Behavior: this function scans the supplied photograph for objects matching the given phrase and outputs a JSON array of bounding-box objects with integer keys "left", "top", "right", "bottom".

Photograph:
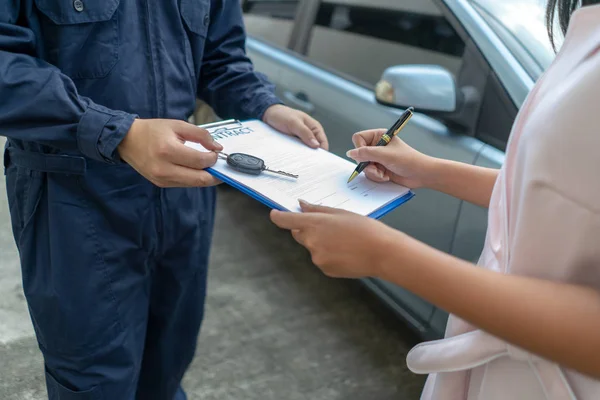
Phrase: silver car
[{"left": 241, "top": 0, "right": 556, "bottom": 339}]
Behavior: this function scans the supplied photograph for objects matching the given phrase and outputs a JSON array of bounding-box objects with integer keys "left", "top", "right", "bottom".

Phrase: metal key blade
[{"left": 264, "top": 168, "right": 298, "bottom": 179}]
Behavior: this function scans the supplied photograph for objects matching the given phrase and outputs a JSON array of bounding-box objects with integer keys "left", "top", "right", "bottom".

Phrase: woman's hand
[
  {"left": 347, "top": 129, "right": 436, "bottom": 188},
  {"left": 270, "top": 200, "right": 401, "bottom": 278}
]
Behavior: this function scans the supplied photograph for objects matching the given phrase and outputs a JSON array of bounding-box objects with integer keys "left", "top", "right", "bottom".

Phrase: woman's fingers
[{"left": 352, "top": 129, "right": 387, "bottom": 148}]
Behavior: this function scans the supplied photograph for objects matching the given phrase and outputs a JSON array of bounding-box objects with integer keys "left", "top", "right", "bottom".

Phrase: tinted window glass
[
  {"left": 306, "top": 2, "right": 465, "bottom": 86},
  {"left": 242, "top": 0, "right": 299, "bottom": 48},
  {"left": 476, "top": 72, "right": 517, "bottom": 151}
]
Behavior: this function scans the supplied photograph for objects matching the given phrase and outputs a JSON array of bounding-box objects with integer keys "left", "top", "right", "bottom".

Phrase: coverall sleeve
[
  {"left": 198, "top": 0, "right": 282, "bottom": 121},
  {"left": 0, "top": 3, "right": 136, "bottom": 163}
]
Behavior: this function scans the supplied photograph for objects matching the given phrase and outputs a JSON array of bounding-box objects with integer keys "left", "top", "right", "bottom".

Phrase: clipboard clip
[{"left": 199, "top": 119, "right": 242, "bottom": 130}]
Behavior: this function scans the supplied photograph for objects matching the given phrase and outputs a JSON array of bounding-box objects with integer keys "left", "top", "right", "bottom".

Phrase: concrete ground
[{"left": 0, "top": 138, "right": 426, "bottom": 399}]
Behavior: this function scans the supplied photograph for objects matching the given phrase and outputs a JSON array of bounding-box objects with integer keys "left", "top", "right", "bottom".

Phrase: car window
[
  {"left": 468, "top": 0, "right": 557, "bottom": 81},
  {"left": 241, "top": 0, "right": 299, "bottom": 49},
  {"left": 304, "top": 1, "right": 465, "bottom": 87}
]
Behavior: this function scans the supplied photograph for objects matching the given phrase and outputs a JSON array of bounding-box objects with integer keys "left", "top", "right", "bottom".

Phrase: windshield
[{"left": 469, "top": 0, "right": 558, "bottom": 80}]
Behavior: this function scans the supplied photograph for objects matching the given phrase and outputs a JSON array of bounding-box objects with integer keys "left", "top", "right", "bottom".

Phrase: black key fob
[{"left": 226, "top": 153, "right": 265, "bottom": 175}]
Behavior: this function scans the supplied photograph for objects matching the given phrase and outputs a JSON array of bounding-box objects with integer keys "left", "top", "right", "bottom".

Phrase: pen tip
[{"left": 347, "top": 172, "right": 358, "bottom": 183}]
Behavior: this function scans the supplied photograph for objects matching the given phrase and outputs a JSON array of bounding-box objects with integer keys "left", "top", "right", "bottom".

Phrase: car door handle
[{"left": 283, "top": 91, "right": 315, "bottom": 114}]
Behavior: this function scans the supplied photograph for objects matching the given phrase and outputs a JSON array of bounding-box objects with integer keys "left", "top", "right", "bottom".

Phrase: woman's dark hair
[{"left": 546, "top": 0, "right": 600, "bottom": 50}]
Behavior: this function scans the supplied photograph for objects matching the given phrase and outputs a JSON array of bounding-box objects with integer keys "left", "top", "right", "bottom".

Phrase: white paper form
[{"left": 185, "top": 120, "right": 410, "bottom": 215}]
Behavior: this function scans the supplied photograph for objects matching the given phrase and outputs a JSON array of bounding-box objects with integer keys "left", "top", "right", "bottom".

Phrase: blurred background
[{"left": 1, "top": 0, "right": 556, "bottom": 398}]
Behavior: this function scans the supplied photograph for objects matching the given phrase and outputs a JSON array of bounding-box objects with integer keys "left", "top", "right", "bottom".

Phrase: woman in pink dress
[{"left": 271, "top": 0, "right": 600, "bottom": 398}]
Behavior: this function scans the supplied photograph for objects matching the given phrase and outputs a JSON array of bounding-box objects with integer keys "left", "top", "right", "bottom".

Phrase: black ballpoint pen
[{"left": 347, "top": 107, "right": 414, "bottom": 183}]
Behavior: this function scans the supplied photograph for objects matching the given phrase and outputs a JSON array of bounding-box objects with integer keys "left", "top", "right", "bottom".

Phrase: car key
[{"left": 217, "top": 152, "right": 298, "bottom": 179}]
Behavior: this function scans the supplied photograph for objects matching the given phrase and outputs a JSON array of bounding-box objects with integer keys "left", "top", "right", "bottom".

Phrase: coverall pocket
[
  {"left": 180, "top": 0, "right": 211, "bottom": 37},
  {"left": 19, "top": 171, "right": 125, "bottom": 358},
  {"left": 5, "top": 165, "right": 46, "bottom": 244},
  {"left": 34, "top": 0, "right": 121, "bottom": 79},
  {"left": 45, "top": 368, "right": 103, "bottom": 399}
]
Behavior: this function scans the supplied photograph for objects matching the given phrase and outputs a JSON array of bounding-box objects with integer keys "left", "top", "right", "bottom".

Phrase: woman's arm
[
  {"left": 379, "top": 234, "right": 600, "bottom": 378},
  {"left": 270, "top": 199, "right": 600, "bottom": 378},
  {"left": 424, "top": 159, "right": 499, "bottom": 208}
]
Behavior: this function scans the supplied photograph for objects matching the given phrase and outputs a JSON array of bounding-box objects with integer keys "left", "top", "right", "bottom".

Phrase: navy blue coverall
[{"left": 0, "top": 0, "right": 280, "bottom": 398}]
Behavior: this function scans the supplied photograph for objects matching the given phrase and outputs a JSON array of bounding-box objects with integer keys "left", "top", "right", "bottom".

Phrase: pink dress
[{"left": 406, "top": 5, "right": 600, "bottom": 399}]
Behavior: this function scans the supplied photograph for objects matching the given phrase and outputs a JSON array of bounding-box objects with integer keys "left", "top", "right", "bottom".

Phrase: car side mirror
[{"left": 375, "top": 65, "right": 458, "bottom": 113}]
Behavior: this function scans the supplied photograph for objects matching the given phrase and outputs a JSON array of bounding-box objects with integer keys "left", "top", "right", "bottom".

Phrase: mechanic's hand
[
  {"left": 347, "top": 129, "right": 435, "bottom": 189},
  {"left": 270, "top": 201, "right": 397, "bottom": 278},
  {"left": 118, "top": 119, "right": 222, "bottom": 188},
  {"left": 262, "top": 104, "right": 329, "bottom": 150}
]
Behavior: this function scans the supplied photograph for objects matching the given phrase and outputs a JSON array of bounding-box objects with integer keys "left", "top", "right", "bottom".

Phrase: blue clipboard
[
  {"left": 201, "top": 119, "right": 415, "bottom": 220},
  {"left": 206, "top": 166, "right": 414, "bottom": 220}
]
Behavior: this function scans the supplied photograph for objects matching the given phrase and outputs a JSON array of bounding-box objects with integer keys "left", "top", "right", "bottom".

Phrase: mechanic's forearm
[
  {"left": 197, "top": 0, "right": 282, "bottom": 120},
  {"left": 199, "top": 60, "right": 281, "bottom": 120},
  {"left": 0, "top": 52, "right": 135, "bottom": 162},
  {"left": 376, "top": 234, "right": 600, "bottom": 379},
  {"left": 424, "top": 158, "right": 499, "bottom": 208},
  {"left": 1, "top": 12, "right": 135, "bottom": 162}
]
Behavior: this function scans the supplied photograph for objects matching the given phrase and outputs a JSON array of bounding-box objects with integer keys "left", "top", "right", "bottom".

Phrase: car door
[{"left": 243, "top": 0, "right": 491, "bottom": 338}]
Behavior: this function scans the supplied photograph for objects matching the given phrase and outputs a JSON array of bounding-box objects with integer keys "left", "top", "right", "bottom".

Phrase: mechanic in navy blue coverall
[{"left": 0, "top": 0, "right": 328, "bottom": 398}]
